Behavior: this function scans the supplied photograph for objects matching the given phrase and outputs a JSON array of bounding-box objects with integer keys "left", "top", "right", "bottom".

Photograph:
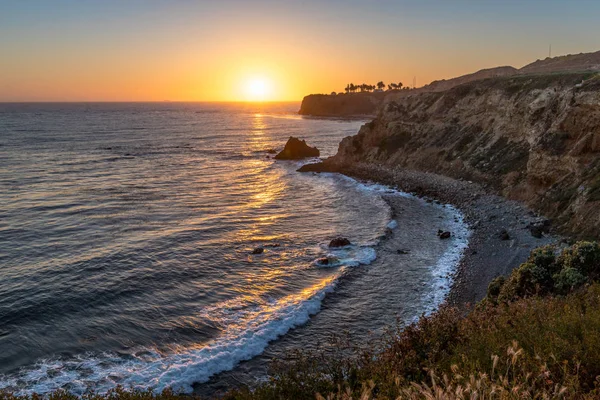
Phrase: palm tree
[
  {"left": 377, "top": 81, "right": 385, "bottom": 90},
  {"left": 345, "top": 84, "right": 350, "bottom": 94}
]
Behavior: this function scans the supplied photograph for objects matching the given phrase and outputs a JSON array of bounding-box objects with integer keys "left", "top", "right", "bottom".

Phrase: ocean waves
[
  {"left": 0, "top": 103, "right": 469, "bottom": 396},
  {"left": 0, "top": 274, "right": 342, "bottom": 395}
]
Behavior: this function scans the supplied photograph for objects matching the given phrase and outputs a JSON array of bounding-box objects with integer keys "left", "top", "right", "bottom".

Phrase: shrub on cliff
[
  {"left": 486, "top": 275, "right": 505, "bottom": 298},
  {"left": 558, "top": 241, "right": 600, "bottom": 278},
  {"left": 488, "top": 241, "right": 600, "bottom": 302},
  {"left": 554, "top": 267, "right": 587, "bottom": 294},
  {"left": 496, "top": 262, "right": 553, "bottom": 301}
]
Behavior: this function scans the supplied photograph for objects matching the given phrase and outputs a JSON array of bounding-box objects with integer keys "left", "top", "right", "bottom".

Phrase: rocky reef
[{"left": 306, "top": 72, "right": 600, "bottom": 238}]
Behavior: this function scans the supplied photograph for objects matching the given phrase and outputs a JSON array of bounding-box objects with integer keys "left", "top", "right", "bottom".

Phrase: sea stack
[{"left": 274, "top": 137, "right": 320, "bottom": 160}]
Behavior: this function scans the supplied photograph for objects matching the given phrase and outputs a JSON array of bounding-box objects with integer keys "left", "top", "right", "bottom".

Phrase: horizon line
[{"left": 0, "top": 100, "right": 302, "bottom": 104}]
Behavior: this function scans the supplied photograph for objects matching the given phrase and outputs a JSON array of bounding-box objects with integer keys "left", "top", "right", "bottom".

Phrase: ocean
[{"left": 0, "top": 102, "right": 468, "bottom": 395}]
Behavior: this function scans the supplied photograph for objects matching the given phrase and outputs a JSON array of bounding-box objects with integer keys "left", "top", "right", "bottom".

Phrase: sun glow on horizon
[{"left": 244, "top": 78, "right": 273, "bottom": 101}]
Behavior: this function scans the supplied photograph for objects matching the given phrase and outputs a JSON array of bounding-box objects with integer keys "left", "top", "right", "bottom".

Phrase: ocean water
[{"left": 0, "top": 102, "right": 468, "bottom": 395}]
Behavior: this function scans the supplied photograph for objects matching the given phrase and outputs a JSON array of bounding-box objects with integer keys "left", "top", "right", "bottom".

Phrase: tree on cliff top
[{"left": 343, "top": 82, "right": 380, "bottom": 93}]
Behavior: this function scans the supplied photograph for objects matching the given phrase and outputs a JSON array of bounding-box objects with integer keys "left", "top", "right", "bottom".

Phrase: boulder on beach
[
  {"left": 529, "top": 225, "right": 544, "bottom": 238},
  {"left": 274, "top": 137, "right": 320, "bottom": 160},
  {"left": 528, "top": 218, "right": 551, "bottom": 238},
  {"left": 329, "top": 237, "right": 351, "bottom": 248},
  {"left": 438, "top": 230, "right": 451, "bottom": 239}
]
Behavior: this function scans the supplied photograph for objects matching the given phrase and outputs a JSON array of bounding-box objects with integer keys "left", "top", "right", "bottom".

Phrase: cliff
[
  {"left": 298, "top": 92, "right": 387, "bottom": 117},
  {"left": 309, "top": 72, "right": 600, "bottom": 238}
]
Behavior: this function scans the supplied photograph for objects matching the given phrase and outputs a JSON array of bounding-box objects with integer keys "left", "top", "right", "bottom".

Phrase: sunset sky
[{"left": 1, "top": 0, "right": 599, "bottom": 102}]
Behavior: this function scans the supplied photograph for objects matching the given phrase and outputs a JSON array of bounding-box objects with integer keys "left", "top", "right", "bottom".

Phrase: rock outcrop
[
  {"left": 275, "top": 137, "right": 320, "bottom": 160},
  {"left": 311, "top": 72, "right": 600, "bottom": 238},
  {"left": 329, "top": 237, "right": 351, "bottom": 247},
  {"left": 299, "top": 92, "right": 387, "bottom": 117}
]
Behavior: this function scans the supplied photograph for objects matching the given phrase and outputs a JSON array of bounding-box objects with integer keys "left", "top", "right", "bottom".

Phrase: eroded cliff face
[{"left": 325, "top": 73, "right": 600, "bottom": 238}]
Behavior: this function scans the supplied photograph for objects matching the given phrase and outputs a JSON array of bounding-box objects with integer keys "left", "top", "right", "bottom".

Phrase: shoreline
[
  {"left": 195, "top": 163, "right": 559, "bottom": 397},
  {"left": 326, "top": 163, "right": 559, "bottom": 308},
  {"left": 194, "top": 171, "right": 472, "bottom": 398}
]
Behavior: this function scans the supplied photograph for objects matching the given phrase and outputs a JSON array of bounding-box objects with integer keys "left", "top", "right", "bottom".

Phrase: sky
[{"left": 1, "top": 0, "right": 599, "bottom": 102}]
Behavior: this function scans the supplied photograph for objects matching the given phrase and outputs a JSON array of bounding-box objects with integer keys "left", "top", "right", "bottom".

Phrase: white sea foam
[
  {"left": 0, "top": 273, "right": 342, "bottom": 395},
  {"left": 424, "top": 203, "right": 471, "bottom": 315},
  {"left": 314, "top": 244, "right": 377, "bottom": 268}
]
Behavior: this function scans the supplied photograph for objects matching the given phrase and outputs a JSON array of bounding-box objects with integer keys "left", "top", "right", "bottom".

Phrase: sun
[{"left": 245, "top": 78, "right": 272, "bottom": 101}]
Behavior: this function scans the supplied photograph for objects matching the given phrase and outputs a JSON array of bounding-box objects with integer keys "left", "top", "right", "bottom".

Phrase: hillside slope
[
  {"left": 418, "top": 66, "right": 518, "bottom": 93},
  {"left": 311, "top": 72, "right": 600, "bottom": 238},
  {"left": 520, "top": 50, "right": 600, "bottom": 74}
]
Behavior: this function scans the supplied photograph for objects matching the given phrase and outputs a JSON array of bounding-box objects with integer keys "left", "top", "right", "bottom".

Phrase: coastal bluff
[
  {"left": 299, "top": 50, "right": 600, "bottom": 118},
  {"left": 298, "top": 92, "right": 386, "bottom": 117},
  {"left": 305, "top": 71, "right": 600, "bottom": 238}
]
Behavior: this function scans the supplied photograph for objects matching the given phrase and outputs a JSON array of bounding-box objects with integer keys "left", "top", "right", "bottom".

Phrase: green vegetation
[
  {"left": 3, "top": 242, "right": 600, "bottom": 399},
  {"left": 488, "top": 241, "right": 600, "bottom": 302}
]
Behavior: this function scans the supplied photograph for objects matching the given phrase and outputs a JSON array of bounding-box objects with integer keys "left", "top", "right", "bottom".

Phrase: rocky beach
[{"left": 319, "top": 163, "right": 558, "bottom": 308}]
